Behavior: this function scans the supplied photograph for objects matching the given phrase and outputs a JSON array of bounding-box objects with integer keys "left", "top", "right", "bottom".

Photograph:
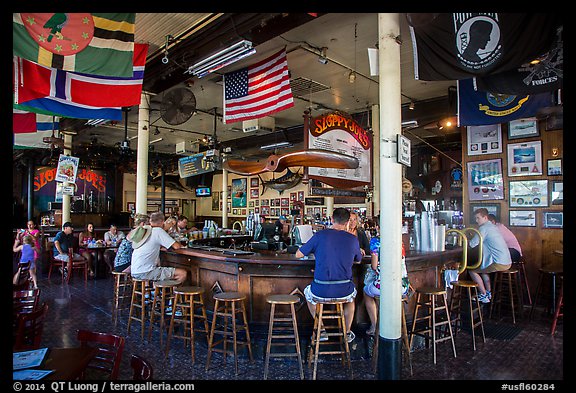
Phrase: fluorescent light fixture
[
  {"left": 401, "top": 120, "right": 419, "bottom": 129},
  {"left": 260, "top": 141, "right": 293, "bottom": 150},
  {"left": 149, "top": 137, "right": 163, "bottom": 144},
  {"left": 186, "top": 40, "right": 256, "bottom": 78}
]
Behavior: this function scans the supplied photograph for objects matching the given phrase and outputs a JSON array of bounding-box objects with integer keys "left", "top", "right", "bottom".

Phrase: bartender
[{"left": 275, "top": 215, "right": 289, "bottom": 243}]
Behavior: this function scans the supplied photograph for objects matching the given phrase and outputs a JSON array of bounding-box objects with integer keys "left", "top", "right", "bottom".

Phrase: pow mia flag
[
  {"left": 474, "top": 25, "right": 563, "bottom": 94},
  {"left": 408, "top": 13, "right": 562, "bottom": 81}
]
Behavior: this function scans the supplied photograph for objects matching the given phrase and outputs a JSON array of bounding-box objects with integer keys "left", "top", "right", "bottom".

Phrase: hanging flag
[
  {"left": 223, "top": 48, "right": 294, "bottom": 124},
  {"left": 15, "top": 43, "right": 148, "bottom": 108},
  {"left": 14, "top": 97, "right": 123, "bottom": 121},
  {"left": 408, "top": 13, "right": 561, "bottom": 81},
  {"left": 474, "top": 26, "right": 563, "bottom": 95},
  {"left": 13, "top": 13, "right": 135, "bottom": 77},
  {"left": 13, "top": 108, "right": 59, "bottom": 134},
  {"left": 457, "top": 78, "right": 553, "bottom": 126}
]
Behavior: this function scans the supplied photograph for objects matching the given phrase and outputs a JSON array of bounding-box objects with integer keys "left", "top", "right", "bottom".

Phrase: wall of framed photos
[{"left": 462, "top": 114, "right": 563, "bottom": 289}]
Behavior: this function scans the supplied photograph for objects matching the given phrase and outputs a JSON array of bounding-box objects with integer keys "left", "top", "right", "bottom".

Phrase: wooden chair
[
  {"left": 13, "top": 288, "right": 40, "bottom": 317},
  {"left": 13, "top": 302, "right": 49, "bottom": 351},
  {"left": 76, "top": 329, "right": 125, "bottom": 380},
  {"left": 131, "top": 354, "right": 154, "bottom": 380},
  {"left": 14, "top": 261, "right": 33, "bottom": 290}
]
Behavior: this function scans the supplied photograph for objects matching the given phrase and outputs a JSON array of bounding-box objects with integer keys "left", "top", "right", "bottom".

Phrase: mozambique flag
[{"left": 13, "top": 13, "right": 135, "bottom": 77}]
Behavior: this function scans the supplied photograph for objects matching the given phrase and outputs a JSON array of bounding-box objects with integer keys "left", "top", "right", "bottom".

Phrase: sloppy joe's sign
[
  {"left": 311, "top": 112, "right": 371, "bottom": 150},
  {"left": 35, "top": 167, "right": 107, "bottom": 193}
]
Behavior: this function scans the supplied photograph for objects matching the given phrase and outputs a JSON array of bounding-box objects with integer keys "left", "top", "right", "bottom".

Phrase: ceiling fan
[
  {"left": 160, "top": 86, "right": 197, "bottom": 125},
  {"left": 222, "top": 148, "right": 359, "bottom": 176}
]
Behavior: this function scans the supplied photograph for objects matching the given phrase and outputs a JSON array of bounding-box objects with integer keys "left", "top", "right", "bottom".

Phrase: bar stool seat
[
  {"left": 490, "top": 268, "right": 522, "bottom": 324},
  {"left": 307, "top": 298, "right": 351, "bottom": 380},
  {"left": 511, "top": 257, "right": 532, "bottom": 306},
  {"left": 206, "top": 291, "right": 253, "bottom": 375},
  {"left": 165, "top": 286, "right": 210, "bottom": 363},
  {"left": 111, "top": 271, "right": 132, "bottom": 324},
  {"left": 148, "top": 279, "right": 180, "bottom": 344},
  {"left": 449, "top": 280, "right": 486, "bottom": 350},
  {"left": 409, "top": 286, "right": 457, "bottom": 364},
  {"left": 127, "top": 278, "right": 152, "bottom": 340},
  {"left": 530, "top": 267, "right": 563, "bottom": 321},
  {"left": 263, "top": 294, "right": 304, "bottom": 380}
]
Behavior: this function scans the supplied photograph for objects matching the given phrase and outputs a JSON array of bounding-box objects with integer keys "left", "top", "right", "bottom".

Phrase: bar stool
[
  {"left": 409, "top": 286, "right": 457, "bottom": 364},
  {"left": 263, "top": 294, "right": 304, "bottom": 380},
  {"left": 165, "top": 286, "right": 210, "bottom": 363},
  {"left": 111, "top": 271, "right": 132, "bottom": 324},
  {"left": 529, "top": 267, "right": 563, "bottom": 321},
  {"left": 206, "top": 291, "right": 253, "bottom": 375},
  {"left": 449, "top": 280, "right": 485, "bottom": 350},
  {"left": 148, "top": 279, "right": 179, "bottom": 344},
  {"left": 490, "top": 268, "right": 522, "bottom": 324},
  {"left": 127, "top": 278, "right": 152, "bottom": 340},
  {"left": 307, "top": 299, "right": 351, "bottom": 380},
  {"left": 371, "top": 296, "right": 412, "bottom": 375},
  {"left": 512, "top": 256, "right": 532, "bottom": 306},
  {"left": 550, "top": 276, "right": 563, "bottom": 335}
]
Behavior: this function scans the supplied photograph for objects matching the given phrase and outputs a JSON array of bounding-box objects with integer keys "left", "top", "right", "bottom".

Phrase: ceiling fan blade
[
  {"left": 275, "top": 149, "right": 359, "bottom": 172},
  {"left": 222, "top": 155, "right": 279, "bottom": 176}
]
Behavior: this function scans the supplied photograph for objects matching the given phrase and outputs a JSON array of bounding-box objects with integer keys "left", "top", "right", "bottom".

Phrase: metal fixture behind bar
[
  {"left": 260, "top": 141, "right": 292, "bottom": 150},
  {"left": 186, "top": 40, "right": 256, "bottom": 78}
]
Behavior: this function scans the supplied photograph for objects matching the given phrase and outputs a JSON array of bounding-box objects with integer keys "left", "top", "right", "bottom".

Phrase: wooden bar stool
[
  {"left": 165, "top": 286, "right": 210, "bottom": 363},
  {"left": 449, "top": 280, "right": 486, "bottom": 350},
  {"left": 529, "top": 267, "right": 563, "bottom": 321},
  {"left": 148, "top": 279, "right": 179, "bottom": 345},
  {"left": 307, "top": 299, "right": 351, "bottom": 380},
  {"left": 371, "top": 296, "right": 412, "bottom": 376},
  {"left": 490, "top": 268, "right": 522, "bottom": 324},
  {"left": 127, "top": 278, "right": 152, "bottom": 340},
  {"left": 409, "top": 286, "right": 457, "bottom": 364},
  {"left": 206, "top": 291, "right": 253, "bottom": 375},
  {"left": 550, "top": 276, "right": 563, "bottom": 335},
  {"left": 512, "top": 257, "right": 532, "bottom": 306},
  {"left": 111, "top": 271, "right": 132, "bottom": 324},
  {"left": 263, "top": 294, "right": 304, "bottom": 380}
]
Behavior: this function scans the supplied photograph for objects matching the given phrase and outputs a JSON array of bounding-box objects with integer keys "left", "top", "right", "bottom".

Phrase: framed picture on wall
[
  {"left": 261, "top": 199, "right": 269, "bottom": 206},
  {"left": 290, "top": 192, "right": 297, "bottom": 201},
  {"left": 298, "top": 191, "right": 305, "bottom": 201},
  {"left": 469, "top": 203, "right": 501, "bottom": 223},
  {"left": 466, "top": 158, "right": 504, "bottom": 200},
  {"left": 250, "top": 177, "right": 259, "bottom": 188},
  {"left": 509, "top": 179, "right": 548, "bottom": 207},
  {"left": 547, "top": 159, "right": 562, "bottom": 176},
  {"left": 509, "top": 210, "right": 536, "bottom": 227},
  {"left": 543, "top": 211, "right": 563, "bottom": 228},
  {"left": 507, "top": 141, "right": 543, "bottom": 176},
  {"left": 507, "top": 118, "right": 539, "bottom": 140},
  {"left": 551, "top": 181, "right": 563, "bottom": 205},
  {"left": 467, "top": 124, "right": 502, "bottom": 156},
  {"left": 250, "top": 188, "right": 259, "bottom": 199}
]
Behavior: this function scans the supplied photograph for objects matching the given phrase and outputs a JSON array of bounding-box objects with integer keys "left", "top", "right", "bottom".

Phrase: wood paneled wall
[{"left": 462, "top": 119, "right": 563, "bottom": 291}]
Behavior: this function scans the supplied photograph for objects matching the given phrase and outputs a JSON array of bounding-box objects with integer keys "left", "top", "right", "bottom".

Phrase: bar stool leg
[
  {"left": 291, "top": 303, "right": 304, "bottom": 380},
  {"left": 205, "top": 299, "right": 219, "bottom": 371},
  {"left": 240, "top": 299, "right": 253, "bottom": 363},
  {"left": 231, "top": 300, "right": 239, "bottom": 375},
  {"left": 263, "top": 303, "right": 275, "bottom": 380}
]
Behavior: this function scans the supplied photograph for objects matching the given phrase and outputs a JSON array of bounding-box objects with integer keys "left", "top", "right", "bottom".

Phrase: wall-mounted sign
[
  {"left": 55, "top": 154, "right": 79, "bottom": 183},
  {"left": 178, "top": 152, "right": 215, "bottom": 179},
  {"left": 397, "top": 134, "right": 411, "bottom": 166},
  {"left": 310, "top": 187, "right": 366, "bottom": 198}
]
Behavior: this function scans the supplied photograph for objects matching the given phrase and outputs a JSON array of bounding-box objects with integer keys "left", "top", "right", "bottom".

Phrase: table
[
  {"left": 86, "top": 244, "right": 119, "bottom": 278},
  {"left": 14, "top": 347, "right": 97, "bottom": 380}
]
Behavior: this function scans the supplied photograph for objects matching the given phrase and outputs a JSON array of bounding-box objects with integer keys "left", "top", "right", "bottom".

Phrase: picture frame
[
  {"left": 261, "top": 199, "right": 269, "bottom": 207},
  {"left": 232, "top": 208, "right": 238, "bottom": 215},
  {"left": 231, "top": 178, "right": 247, "bottom": 208},
  {"left": 274, "top": 198, "right": 280, "bottom": 207},
  {"left": 249, "top": 201, "right": 254, "bottom": 207},
  {"left": 126, "top": 202, "right": 135, "bottom": 213},
  {"left": 469, "top": 203, "right": 501, "bottom": 223},
  {"left": 261, "top": 206, "right": 269, "bottom": 216},
  {"left": 250, "top": 177, "right": 259, "bottom": 188},
  {"left": 467, "top": 124, "right": 502, "bottom": 156},
  {"left": 543, "top": 211, "right": 563, "bottom": 229},
  {"left": 509, "top": 210, "right": 536, "bottom": 227},
  {"left": 250, "top": 188, "right": 260, "bottom": 199},
  {"left": 255, "top": 207, "right": 260, "bottom": 214},
  {"left": 466, "top": 158, "right": 504, "bottom": 201},
  {"left": 547, "top": 159, "right": 562, "bottom": 176},
  {"left": 212, "top": 192, "right": 220, "bottom": 211},
  {"left": 281, "top": 198, "right": 289, "bottom": 207},
  {"left": 507, "top": 141, "right": 543, "bottom": 176},
  {"left": 298, "top": 191, "right": 305, "bottom": 201},
  {"left": 507, "top": 117, "right": 539, "bottom": 140},
  {"left": 255, "top": 199, "right": 259, "bottom": 206},
  {"left": 242, "top": 209, "right": 247, "bottom": 215},
  {"left": 509, "top": 179, "right": 548, "bottom": 207},
  {"left": 290, "top": 192, "right": 297, "bottom": 202},
  {"left": 281, "top": 208, "right": 289, "bottom": 216},
  {"left": 551, "top": 181, "right": 563, "bottom": 205}
]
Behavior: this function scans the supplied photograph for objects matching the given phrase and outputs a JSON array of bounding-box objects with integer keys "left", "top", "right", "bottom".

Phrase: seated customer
[
  {"left": 487, "top": 214, "right": 522, "bottom": 263},
  {"left": 53, "top": 222, "right": 87, "bottom": 279},
  {"left": 103, "top": 224, "right": 126, "bottom": 273},
  {"left": 114, "top": 214, "right": 149, "bottom": 274}
]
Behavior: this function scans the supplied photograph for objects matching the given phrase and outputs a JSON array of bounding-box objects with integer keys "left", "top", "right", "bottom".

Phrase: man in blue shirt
[{"left": 296, "top": 208, "right": 363, "bottom": 342}]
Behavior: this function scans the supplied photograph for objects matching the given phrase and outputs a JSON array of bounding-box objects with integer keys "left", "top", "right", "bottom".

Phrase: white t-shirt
[{"left": 130, "top": 227, "right": 176, "bottom": 275}]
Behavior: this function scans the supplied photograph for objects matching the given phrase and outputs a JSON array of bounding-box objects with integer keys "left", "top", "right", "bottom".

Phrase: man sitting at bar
[
  {"left": 295, "top": 207, "right": 363, "bottom": 343},
  {"left": 130, "top": 211, "right": 187, "bottom": 284},
  {"left": 487, "top": 214, "right": 523, "bottom": 263},
  {"left": 177, "top": 215, "right": 197, "bottom": 236},
  {"left": 468, "top": 208, "right": 512, "bottom": 303}
]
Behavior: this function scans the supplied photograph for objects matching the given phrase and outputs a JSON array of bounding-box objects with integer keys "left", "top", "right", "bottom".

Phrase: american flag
[{"left": 223, "top": 48, "right": 294, "bottom": 124}]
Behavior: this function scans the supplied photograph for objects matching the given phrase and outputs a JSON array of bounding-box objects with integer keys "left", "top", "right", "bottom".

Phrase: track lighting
[
  {"left": 409, "top": 101, "right": 415, "bottom": 110},
  {"left": 348, "top": 71, "right": 356, "bottom": 83}
]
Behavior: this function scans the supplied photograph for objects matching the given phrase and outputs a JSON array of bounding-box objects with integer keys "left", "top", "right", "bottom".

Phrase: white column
[
  {"left": 135, "top": 93, "right": 150, "bottom": 215},
  {"left": 326, "top": 189, "right": 334, "bottom": 220},
  {"left": 378, "top": 13, "right": 402, "bottom": 341},
  {"left": 61, "top": 132, "right": 73, "bottom": 224},
  {"left": 371, "top": 104, "right": 380, "bottom": 217},
  {"left": 222, "top": 169, "right": 229, "bottom": 228}
]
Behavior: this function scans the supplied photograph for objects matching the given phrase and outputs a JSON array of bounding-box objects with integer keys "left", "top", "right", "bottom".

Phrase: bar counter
[{"left": 161, "top": 246, "right": 464, "bottom": 330}]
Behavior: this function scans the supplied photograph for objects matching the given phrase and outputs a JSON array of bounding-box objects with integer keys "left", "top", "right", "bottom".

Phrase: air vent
[{"left": 290, "top": 77, "right": 330, "bottom": 97}]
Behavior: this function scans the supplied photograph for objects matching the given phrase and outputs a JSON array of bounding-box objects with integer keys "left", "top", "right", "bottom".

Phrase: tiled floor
[{"left": 30, "top": 272, "right": 564, "bottom": 382}]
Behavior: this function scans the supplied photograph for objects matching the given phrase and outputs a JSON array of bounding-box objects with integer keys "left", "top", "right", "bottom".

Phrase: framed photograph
[
  {"left": 281, "top": 208, "right": 289, "bottom": 216},
  {"left": 467, "top": 124, "right": 502, "bottom": 156},
  {"left": 255, "top": 207, "right": 260, "bottom": 214},
  {"left": 543, "top": 211, "right": 563, "bottom": 229},
  {"left": 507, "top": 117, "right": 539, "bottom": 140},
  {"left": 509, "top": 210, "right": 536, "bottom": 227},
  {"left": 290, "top": 192, "right": 297, "bottom": 202},
  {"left": 227, "top": 185, "right": 232, "bottom": 199},
  {"left": 261, "top": 199, "right": 269, "bottom": 206},
  {"left": 249, "top": 201, "right": 254, "bottom": 207},
  {"left": 547, "top": 159, "right": 562, "bottom": 176},
  {"left": 126, "top": 202, "right": 135, "bottom": 213},
  {"left": 274, "top": 198, "right": 280, "bottom": 207},
  {"left": 250, "top": 188, "right": 259, "bottom": 199},
  {"left": 469, "top": 203, "right": 501, "bottom": 223},
  {"left": 313, "top": 207, "right": 321, "bottom": 215},
  {"left": 212, "top": 192, "right": 219, "bottom": 211},
  {"left": 466, "top": 158, "right": 504, "bottom": 201},
  {"left": 232, "top": 208, "right": 238, "bottom": 215},
  {"left": 298, "top": 191, "right": 305, "bottom": 201},
  {"left": 255, "top": 199, "right": 259, "bottom": 206},
  {"left": 250, "top": 177, "right": 259, "bottom": 188},
  {"left": 242, "top": 209, "right": 247, "bottom": 215},
  {"left": 551, "top": 181, "right": 563, "bottom": 205},
  {"left": 231, "top": 178, "right": 247, "bottom": 208},
  {"left": 507, "top": 141, "right": 543, "bottom": 176},
  {"left": 509, "top": 179, "right": 548, "bottom": 207},
  {"left": 227, "top": 201, "right": 231, "bottom": 213},
  {"left": 306, "top": 207, "right": 313, "bottom": 216},
  {"left": 281, "top": 198, "right": 289, "bottom": 207}
]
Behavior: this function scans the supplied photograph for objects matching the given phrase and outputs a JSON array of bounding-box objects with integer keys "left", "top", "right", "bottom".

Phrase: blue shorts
[{"left": 363, "top": 283, "right": 380, "bottom": 298}]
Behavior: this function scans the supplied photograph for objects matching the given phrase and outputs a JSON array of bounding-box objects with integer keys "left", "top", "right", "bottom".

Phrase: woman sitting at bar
[
  {"left": 347, "top": 211, "right": 370, "bottom": 256},
  {"left": 78, "top": 222, "right": 96, "bottom": 277}
]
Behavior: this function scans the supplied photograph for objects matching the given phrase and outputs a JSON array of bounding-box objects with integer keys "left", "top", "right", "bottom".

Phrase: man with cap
[
  {"left": 130, "top": 211, "right": 187, "bottom": 283},
  {"left": 53, "top": 222, "right": 88, "bottom": 279},
  {"left": 275, "top": 215, "right": 288, "bottom": 241}
]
